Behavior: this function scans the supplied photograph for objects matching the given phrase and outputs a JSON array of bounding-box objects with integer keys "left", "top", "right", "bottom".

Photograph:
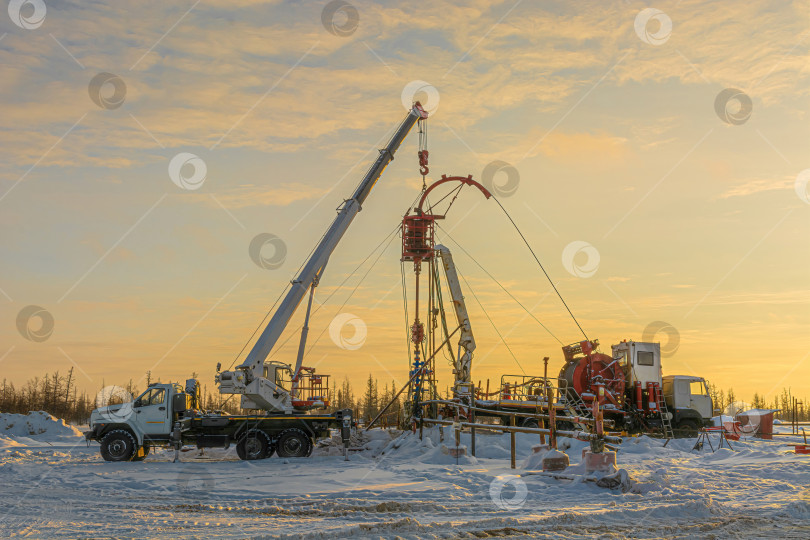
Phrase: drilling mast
[
  {"left": 401, "top": 175, "right": 491, "bottom": 420},
  {"left": 435, "top": 244, "right": 476, "bottom": 399}
]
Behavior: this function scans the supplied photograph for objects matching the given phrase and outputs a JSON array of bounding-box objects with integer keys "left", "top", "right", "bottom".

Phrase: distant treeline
[
  {"left": 0, "top": 370, "right": 405, "bottom": 426},
  {"left": 705, "top": 382, "right": 807, "bottom": 421},
  {"left": 0, "top": 369, "right": 805, "bottom": 425}
]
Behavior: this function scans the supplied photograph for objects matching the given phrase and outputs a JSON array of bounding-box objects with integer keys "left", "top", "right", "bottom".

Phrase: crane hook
[{"left": 418, "top": 150, "right": 429, "bottom": 176}]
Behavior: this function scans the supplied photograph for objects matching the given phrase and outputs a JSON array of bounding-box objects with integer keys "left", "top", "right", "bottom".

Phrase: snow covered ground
[{"left": 1, "top": 412, "right": 809, "bottom": 539}]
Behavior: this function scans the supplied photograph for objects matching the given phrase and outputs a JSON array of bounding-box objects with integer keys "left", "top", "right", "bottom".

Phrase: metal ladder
[
  {"left": 657, "top": 388, "right": 674, "bottom": 439},
  {"left": 568, "top": 390, "right": 591, "bottom": 419},
  {"left": 558, "top": 383, "right": 592, "bottom": 424}
]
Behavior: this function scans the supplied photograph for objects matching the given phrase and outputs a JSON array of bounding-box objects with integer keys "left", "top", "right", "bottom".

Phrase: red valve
[{"left": 411, "top": 321, "right": 425, "bottom": 344}]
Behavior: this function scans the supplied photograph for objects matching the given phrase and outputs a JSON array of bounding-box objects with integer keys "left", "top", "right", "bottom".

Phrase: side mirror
[
  {"left": 172, "top": 393, "right": 188, "bottom": 413},
  {"left": 133, "top": 399, "right": 142, "bottom": 408}
]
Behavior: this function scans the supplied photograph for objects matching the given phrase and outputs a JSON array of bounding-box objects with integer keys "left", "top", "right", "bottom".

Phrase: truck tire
[
  {"left": 100, "top": 429, "right": 137, "bottom": 462},
  {"left": 521, "top": 418, "right": 539, "bottom": 429},
  {"left": 276, "top": 428, "right": 313, "bottom": 458},
  {"left": 131, "top": 445, "right": 150, "bottom": 462},
  {"left": 556, "top": 420, "right": 575, "bottom": 432},
  {"left": 236, "top": 430, "right": 271, "bottom": 460},
  {"left": 675, "top": 420, "right": 700, "bottom": 438}
]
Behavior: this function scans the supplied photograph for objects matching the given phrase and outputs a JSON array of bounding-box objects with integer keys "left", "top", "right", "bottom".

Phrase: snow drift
[{"left": 0, "top": 411, "right": 83, "bottom": 447}]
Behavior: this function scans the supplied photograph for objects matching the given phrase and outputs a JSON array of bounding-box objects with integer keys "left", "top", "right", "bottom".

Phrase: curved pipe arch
[{"left": 416, "top": 174, "right": 492, "bottom": 214}]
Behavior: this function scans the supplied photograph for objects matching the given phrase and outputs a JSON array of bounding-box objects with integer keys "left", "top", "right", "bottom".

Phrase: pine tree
[
  {"left": 362, "top": 374, "right": 378, "bottom": 423},
  {"left": 64, "top": 368, "right": 74, "bottom": 416},
  {"left": 779, "top": 389, "right": 791, "bottom": 420},
  {"left": 335, "top": 377, "right": 354, "bottom": 411}
]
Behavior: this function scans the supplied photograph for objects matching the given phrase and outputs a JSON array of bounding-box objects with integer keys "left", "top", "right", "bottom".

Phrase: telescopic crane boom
[
  {"left": 436, "top": 244, "right": 476, "bottom": 398},
  {"left": 217, "top": 103, "right": 428, "bottom": 412}
]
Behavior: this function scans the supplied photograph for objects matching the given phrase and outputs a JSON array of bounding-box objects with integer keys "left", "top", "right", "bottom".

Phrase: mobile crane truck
[{"left": 85, "top": 102, "right": 429, "bottom": 461}]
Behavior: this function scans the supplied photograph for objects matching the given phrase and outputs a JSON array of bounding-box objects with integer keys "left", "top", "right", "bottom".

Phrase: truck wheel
[
  {"left": 276, "top": 428, "right": 313, "bottom": 458},
  {"left": 100, "top": 429, "right": 137, "bottom": 462},
  {"left": 676, "top": 420, "right": 700, "bottom": 438},
  {"left": 236, "top": 431, "right": 270, "bottom": 460},
  {"left": 131, "top": 445, "right": 150, "bottom": 462},
  {"left": 556, "top": 421, "right": 575, "bottom": 432},
  {"left": 521, "top": 418, "right": 539, "bottom": 429}
]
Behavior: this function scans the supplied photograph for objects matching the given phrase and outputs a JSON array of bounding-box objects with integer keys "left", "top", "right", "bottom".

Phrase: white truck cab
[
  {"left": 611, "top": 341, "right": 662, "bottom": 387},
  {"left": 131, "top": 386, "right": 172, "bottom": 437},
  {"left": 663, "top": 375, "right": 713, "bottom": 419},
  {"left": 89, "top": 383, "right": 184, "bottom": 449}
]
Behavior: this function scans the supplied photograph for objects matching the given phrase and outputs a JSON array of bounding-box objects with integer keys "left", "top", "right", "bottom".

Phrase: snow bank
[
  {"left": 0, "top": 411, "right": 83, "bottom": 447},
  {"left": 1, "top": 417, "right": 807, "bottom": 538},
  {"left": 314, "top": 427, "right": 402, "bottom": 458}
]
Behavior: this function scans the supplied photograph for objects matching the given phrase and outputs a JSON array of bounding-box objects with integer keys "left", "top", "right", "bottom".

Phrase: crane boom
[
  {"left": 217, "top": 103, "right": 428, "bottom": 412},
  {"left": 436, "top": 244, "right": 476, "bottom": 396}
]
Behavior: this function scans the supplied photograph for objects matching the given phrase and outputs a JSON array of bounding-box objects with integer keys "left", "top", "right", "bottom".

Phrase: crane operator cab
[{"left": 263, "top": 361, "right": 292, "bottom": 396}]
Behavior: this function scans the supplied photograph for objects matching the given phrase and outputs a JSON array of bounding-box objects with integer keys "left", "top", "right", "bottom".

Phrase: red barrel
[{"left": 647, "top": 382, "right": 657, "bottom": 411}]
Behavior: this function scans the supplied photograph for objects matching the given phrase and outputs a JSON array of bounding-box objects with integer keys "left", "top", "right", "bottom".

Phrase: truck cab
[
  {"left": 86, "top": 383, "right": 190, "bottom": 461},
  {"left": 662, "top": 375, "right": 713, "bottom": 435},
  {"left": 131, "top": 385, "right": 174, "bottom": 439}
]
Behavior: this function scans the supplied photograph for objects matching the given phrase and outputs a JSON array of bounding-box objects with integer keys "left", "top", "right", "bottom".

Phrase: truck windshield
[{"left": 275, "top": 367, "right": 290, "bottom": 390}]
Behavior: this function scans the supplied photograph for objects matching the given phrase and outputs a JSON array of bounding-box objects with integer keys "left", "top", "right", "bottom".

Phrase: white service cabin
[{"left": 611, "top": 341, "right": 662, "bottom": 386}]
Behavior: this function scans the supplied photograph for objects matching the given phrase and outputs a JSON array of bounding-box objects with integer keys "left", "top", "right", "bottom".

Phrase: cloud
[
  {"left": 613, "top": 2, "right": 810, "bottom": 104},
  {"left": 720, "top": 176, "right": 794, "bottom": 199},
  {"left": 1, "top": 0, "right": 808, "bottom": 177},
  {"left": 80, "top": 238, "right": 135, "bottom": 262},
  {"left": 477, "top": 128, "right": 630, "bottom": 165},
  {"left": 627, "top": 116, "right": 681, "bottom": 150},
  {"left": 194, "top": 183, "right": 330, "bottom": 208}
]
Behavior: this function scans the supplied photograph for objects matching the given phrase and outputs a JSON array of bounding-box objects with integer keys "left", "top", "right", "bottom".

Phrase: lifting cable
[
  {"left": 226, "top": 282, "right": 290, "bottom": 370},
  {"left": 301, "top": 227, "right": 400, "bottom": 358},
  {"left": 431, "top": 260, "right": 457, "bottom": 366},
  {"left": 226, "top": 222, "right": 334, "bottom": 370},
  {"left": 435, "top": 223, "right": 563, "bottom": 346},
  {"left": 226, "top": 214, "right": 336, "bottom": 370},
  {"left": 233, "top": 220, "right": 400, "bottom": 369},
  {"left": 454, "top": 264, "right": 526, "bottom": 376},
  {"left": 492, "top": 196, "right": 590, "bottom": 342},
  {"left": 270, "top": 222, "right": 400, "bottom": 360},
  {"left": 298, "top": 188, "right": 428, "bottom": 360},
  {"left": 401, "top": 260, "right": 410, "bottom": 365},
  {"left": 441, "top": 184, "right": 466, "bottom": 218},
  {"left": 425, "top": 182, "right": 465, "bottom": 217},
  {"left": 418, "top": 118, "right": 429, "bottom": 189}
]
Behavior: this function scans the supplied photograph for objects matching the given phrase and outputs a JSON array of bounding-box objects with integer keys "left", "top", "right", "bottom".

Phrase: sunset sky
[{"left": 1, "top": 0, "right": 808, "bottom": 406}]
